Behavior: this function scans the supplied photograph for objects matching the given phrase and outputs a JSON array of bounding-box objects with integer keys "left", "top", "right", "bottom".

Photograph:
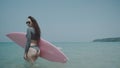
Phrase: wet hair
[{"left": 28, "top": 16, "right": 41, "bottom": 40}]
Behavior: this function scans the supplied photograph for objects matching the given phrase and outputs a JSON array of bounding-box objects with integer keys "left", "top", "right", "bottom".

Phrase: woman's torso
[{"left": 27, "top": 27, "right": 38, "bottom": 46}]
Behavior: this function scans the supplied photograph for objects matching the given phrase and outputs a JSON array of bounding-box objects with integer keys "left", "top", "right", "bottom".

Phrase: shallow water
[{"left": 0, "top": 42, "right": 120, "bottom": 68}]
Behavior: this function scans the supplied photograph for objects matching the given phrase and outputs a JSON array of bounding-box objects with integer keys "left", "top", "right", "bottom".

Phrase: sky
[{"left": 0, "top": 0, "right": 120, "bottom": 42}]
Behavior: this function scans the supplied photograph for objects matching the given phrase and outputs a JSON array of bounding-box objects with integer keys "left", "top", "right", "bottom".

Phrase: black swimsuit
[
  {"left": 30, "top": 46, "right": 39, "bottom": 53},
  {"left": 25, "top": 27, "right": 40, "bottom": 54}
]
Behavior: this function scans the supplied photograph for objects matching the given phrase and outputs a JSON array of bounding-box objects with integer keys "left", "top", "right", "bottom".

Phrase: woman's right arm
[{"left": 25, "top": 28, "right": 31, "bottom": 55}]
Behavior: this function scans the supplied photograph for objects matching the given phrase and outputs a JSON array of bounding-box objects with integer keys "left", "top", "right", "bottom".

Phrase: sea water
[{"left": 0, "top": 42, "right": 120, "bottom": 68}]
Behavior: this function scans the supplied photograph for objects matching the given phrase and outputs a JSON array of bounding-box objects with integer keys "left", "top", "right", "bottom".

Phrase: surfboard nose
[
  {"left": 63, "top": 58, "right": 67, "bottom": 63},
  {"left": 63, "top": 57, "right": 69, "bottom": 63}
]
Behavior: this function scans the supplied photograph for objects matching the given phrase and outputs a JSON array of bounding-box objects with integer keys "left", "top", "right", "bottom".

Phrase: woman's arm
[{"left": 25, "top": 27, "right": 32, "bottom": 55}]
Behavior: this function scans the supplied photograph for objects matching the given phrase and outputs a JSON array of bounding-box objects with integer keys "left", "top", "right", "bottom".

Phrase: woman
[{"left": 24, "top": 16, "right": 41, "bottom": 63}]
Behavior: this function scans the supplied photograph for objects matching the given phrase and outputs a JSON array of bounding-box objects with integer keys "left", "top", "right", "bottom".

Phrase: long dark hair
[{"left": 28, "top": 16, "right": 41, "bottom": 40}]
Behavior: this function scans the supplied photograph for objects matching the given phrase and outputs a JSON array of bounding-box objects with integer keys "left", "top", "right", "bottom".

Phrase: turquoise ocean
[{"left": 0, "top": 42, "right": 120, "bottom": 68}]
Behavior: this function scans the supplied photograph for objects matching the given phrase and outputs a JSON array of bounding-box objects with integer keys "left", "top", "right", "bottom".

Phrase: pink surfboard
[{"left": 6, "top": 32, "right": 68, "bottom": 63}]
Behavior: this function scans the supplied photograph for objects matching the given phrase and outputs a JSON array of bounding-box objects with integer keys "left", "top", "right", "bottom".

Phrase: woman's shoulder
[
  {"left": 27, "top": 27, "right": 34, "bottom": 31},
  {"left": 27, "top": 27, "right": 34, "bottom": 30},
  {"left": 27, "top": 27, "right": 35, "bottom": 33}
]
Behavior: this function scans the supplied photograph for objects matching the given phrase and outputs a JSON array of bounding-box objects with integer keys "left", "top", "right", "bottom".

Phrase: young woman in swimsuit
[{"left": 24, "top": 16, "right": 41, "bottom": 63}]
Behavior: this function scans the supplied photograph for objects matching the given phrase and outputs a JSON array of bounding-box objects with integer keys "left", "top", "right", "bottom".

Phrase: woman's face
[{"left": 26, "top": 18, "right": 33, "bottom": 27}]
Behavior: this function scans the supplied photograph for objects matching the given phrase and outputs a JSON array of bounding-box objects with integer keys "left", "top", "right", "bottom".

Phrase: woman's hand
[{"left": 24, "top": 53, "right": 27, "bottom": 60}]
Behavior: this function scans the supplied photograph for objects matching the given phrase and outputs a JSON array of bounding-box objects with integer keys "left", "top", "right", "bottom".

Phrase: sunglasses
[{"left": 26, "top": 21, "right": 30, "bottom": 24}]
